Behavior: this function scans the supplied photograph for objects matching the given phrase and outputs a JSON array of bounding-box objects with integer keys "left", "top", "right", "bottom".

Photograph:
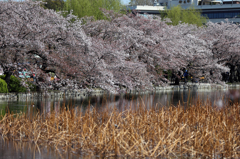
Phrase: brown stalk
[{"left": 1, "top": 100, "right": 240, "bottom": 158}]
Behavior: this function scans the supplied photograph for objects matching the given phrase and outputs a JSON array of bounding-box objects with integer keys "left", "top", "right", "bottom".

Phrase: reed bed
[{"left": 0, "top": 101, "right": 240, "bottom": 158}]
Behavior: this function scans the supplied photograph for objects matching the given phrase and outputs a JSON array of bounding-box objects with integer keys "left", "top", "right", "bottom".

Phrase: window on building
[{"left": 203, "top": 11, "right": 240, "bottom": 19}]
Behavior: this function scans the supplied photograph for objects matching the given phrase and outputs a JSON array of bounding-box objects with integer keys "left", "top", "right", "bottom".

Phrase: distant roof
[
  {"left": 223, "top": 0, "right": 240, "bottom": 2},
  {"left": 209, "top": 0, "right": 222, "bottom": 3},
  {"left": 127, "top": 5, "right": 165, "bottom": 11}
]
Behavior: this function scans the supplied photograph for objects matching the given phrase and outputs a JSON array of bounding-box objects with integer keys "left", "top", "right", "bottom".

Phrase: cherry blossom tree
[
  {"left": 0, "top": 1, "right": 91, "bottom": 90},
  {"left": 167, "top": 23, "right": 229, "bottom": 84},
  {"left": 200, "top": 22, "right": 240, "bottom": 83},
  {"left": 83, "top": 11, "right": 230, "bottom": 87},
  {"left": 0, "top": 1, "right": 238, "bottom": 93}
]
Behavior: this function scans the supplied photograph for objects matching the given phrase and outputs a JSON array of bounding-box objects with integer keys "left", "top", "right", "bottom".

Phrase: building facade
[{"left": 127, "top": 0, "right": 240, "bottom": 23}]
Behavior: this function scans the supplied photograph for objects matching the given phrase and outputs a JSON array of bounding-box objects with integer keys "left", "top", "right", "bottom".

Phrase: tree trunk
[
  {"left": 229, "top": 65, "right": 235, "bottom": 83},
  {"left": 175, "top": 77, "right": 180, "bottom": 85},
  {"left": 4, "top": 71, "right": 12, "bottom": 90}
]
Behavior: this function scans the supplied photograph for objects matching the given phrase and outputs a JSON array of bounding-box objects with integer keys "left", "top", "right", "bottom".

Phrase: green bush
[
  {"left": 0, "top": 78, "right": 8, "bottom": 93},
  {"left": 0, "top": 75, "right": 27, "bottom": 93},
  {"left": 8, "top": 75, "right": 27, "bottom": 92},
  {"left": 64, "top": 0, "right": 123, "bottom": 20},
  {"left": 27, "top": 82, "right": 37, "bottom": 92},
  {"left": 161, "top": 5, "right": 207, "bottom": 27}
]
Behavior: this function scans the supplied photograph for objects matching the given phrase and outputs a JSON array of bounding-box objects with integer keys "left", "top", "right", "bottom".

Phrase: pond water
[
  {"left": 0, "top": 138, "right": 84, "bottom": 159},
  {"left": 0, "top": 89, "right": 239, "bottom": 159},
  {"left": 0, "top": 89, "right": 238, "bottom": 115}
]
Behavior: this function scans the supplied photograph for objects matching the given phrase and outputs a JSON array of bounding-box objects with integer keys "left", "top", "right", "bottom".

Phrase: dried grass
[{"left": 0, "top": 100, "right": 240, "bottom": 158}]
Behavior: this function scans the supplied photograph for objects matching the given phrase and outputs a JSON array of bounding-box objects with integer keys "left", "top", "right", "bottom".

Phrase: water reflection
[
  {"left": 0, "top": 138, "right": 84, "bottom": 159},
  {"left": 0, "top": 89, "right": 237, "bottom": 116},
  {"left": 99, "top": 89, "right": 233, "bottom": 112}
]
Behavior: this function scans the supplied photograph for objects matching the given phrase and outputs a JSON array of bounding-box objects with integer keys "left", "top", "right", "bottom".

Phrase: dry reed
[{"left": 0, "top": 100, "right": 240, "bottom": 158}]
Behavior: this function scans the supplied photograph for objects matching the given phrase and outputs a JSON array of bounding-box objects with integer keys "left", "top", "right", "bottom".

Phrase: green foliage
[
  {"left": 40, "top": 0, "right": 126, "bottom": 20},
  {"left": 0, "top": 78, "right": 8, "bottom": 93},
  {"left": 8, "top": 76, "right": 27, "bottom": 93},
  {"left": 162, "top": 5, "right": 207, "bottom": 27},
  {"left": 64, "top": 0, "right": 124, "bottom": 20},
  {"left": 42, "top": 0, "right": 65, "bottom": 11},
  {"left": 155, "top": 66, "right": 172, "bottom": 80},
  {"left": 166, "top": 70, "right": 172, "bottom": 80},
  {"left": 0, "top": 75, "right": 26, "bottom": 93},
  {"left": 27, "top": 82, "right": 37, "bottom": 92}
]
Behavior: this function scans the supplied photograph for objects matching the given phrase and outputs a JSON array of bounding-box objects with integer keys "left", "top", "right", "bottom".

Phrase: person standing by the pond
[
  {"left": 33, "top": 73, "right": 36, "bottom": 83},
  {"left": 184, "top": 70, "right": 188, "bottom": 84}
]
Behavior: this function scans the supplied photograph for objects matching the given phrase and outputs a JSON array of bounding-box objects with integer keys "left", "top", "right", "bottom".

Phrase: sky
[{"left": 122, "top": 0, "right": 130, "bottom": 5}]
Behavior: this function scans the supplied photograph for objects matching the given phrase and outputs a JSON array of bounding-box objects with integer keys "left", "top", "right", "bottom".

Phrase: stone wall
[
  {"left": 0, "top": 89, "right": 106, "bottom": 101},
  {"left": 0, "top": 83, "right": 239, "bottom": 101}
]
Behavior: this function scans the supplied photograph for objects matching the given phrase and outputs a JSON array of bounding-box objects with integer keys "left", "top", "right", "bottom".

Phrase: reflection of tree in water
[
  {"left": 68, "top": 90, "right": 236, "bottom": 112},
  {"left": 54, "top": 101, "right": 60, "bottom": 115},
  {"left": 6, "top": 89, "right": 239, "bottom": 116},
  {"left": 109, "top": 89, "right": 235, "bottom": 110}
]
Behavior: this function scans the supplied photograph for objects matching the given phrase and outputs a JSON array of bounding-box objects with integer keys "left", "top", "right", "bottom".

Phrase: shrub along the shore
[
  {"left": 0, "top": 78, "right": 8, "bottom": 93},
  {"left": 0, "top": 75, "right": 36, "bottom": 93}
]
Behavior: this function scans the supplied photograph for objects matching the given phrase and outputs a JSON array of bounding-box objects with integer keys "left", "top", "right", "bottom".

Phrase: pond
[
  {"left": 0, "top": 89, "right": 237, "bottom": 115},
  {"left": 0, "top": 88, "right": 239, "bottom": 159},
  {"left": 0, "top": 138, "right": 83, "bottom": 159}
]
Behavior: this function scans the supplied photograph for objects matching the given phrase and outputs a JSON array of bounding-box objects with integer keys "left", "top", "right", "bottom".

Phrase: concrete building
[{"left": 127, "top": 0, "right": 240, "bottom": 23}]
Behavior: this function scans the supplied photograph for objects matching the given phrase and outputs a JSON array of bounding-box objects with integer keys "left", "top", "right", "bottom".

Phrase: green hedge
[
  {"left": 0, "top": 78, "right": 8, "bottom": 93},
  {"left": 0, "top": 75, "right": 27, "bottom": 93}
]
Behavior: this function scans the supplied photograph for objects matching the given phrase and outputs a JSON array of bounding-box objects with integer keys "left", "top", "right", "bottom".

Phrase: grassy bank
[{"left": 0, "top": 101, "right": 239, "bottom": 158}]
